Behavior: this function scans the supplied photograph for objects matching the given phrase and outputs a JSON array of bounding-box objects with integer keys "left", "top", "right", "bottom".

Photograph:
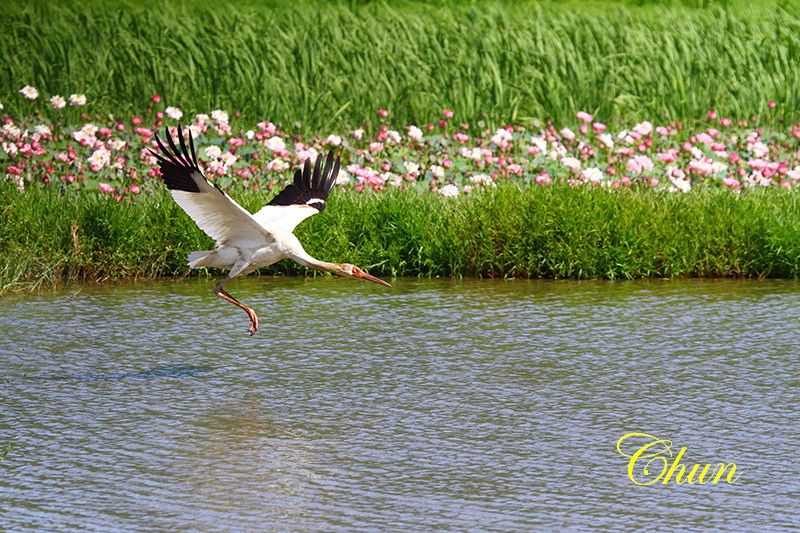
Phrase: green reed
[
  {"left": 3, "top": 182, "right": 800, "bottom": 292},
  {"left": 1, "top": 0, "right": 799, "bottom": 132}
]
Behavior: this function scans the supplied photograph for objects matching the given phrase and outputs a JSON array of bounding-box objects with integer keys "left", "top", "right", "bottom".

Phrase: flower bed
[{"left": 3, "top": 89, "right": 800, "bottom": 199}]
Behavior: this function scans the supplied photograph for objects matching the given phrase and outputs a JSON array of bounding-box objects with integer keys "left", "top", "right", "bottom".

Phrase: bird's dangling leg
[{"left": 213, "top": 278, "right": 259, "bottom": 335}]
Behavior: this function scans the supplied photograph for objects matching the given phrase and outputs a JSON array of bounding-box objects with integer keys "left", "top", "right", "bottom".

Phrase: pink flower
[
  {"left": 560, "top": 127, "right": 575, "bottom": 141},
  {"left": 657, "top": 150, "right": 678, "bottom": 163},
  {"left": 707, "top": 110, "right": 717, "bottom": 120},
  {"left": 453, "top": 132, "right": 470, "bottom": 144},
  {"left": 377, "top": 109, "right": 388, "bottom": 118},
  {"left": 626, "top": 159, "right": 642, "bottom": 174},
  {"left": 130, "top": 184, "right": 141, "bottom": 194},
  {"left": 719, "top": 117, "right": 732, "bottom": 127},
  {"left": 98, "top": 182, "right": 114, "bottom": 194},
  {"left": 723, "top": 176, "right": 739, "bottom": 188},
  {"left": 577, "top": 111, "right": 594, "bottom": 123},
  {"left": 443, "top": 109, "right": 454, "bottom": 119},
  {"left": 535, "top": 172, "right": 552, "bottom": 185},
  {"left": 593, "top": 122, "right": 606, "bottom": 133},
  {"left": 768, "top": 100, "right": 776, "bottom": 108},
  {"left": 151, "top": 94, "right": 161, "bottom": 104}
]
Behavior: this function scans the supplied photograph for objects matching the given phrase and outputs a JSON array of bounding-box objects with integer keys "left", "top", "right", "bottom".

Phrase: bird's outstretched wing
[
  {"left": 252, "top": 152, "right": 340, "bottom": 233},
  {"left": 151, "top": 126, "right": 269, "bottom": 247}
]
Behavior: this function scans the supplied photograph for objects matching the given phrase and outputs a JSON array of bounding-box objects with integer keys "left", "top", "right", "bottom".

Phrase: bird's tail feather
[{"left": 187, "top": 250, "right": 216, "bottom": 269}]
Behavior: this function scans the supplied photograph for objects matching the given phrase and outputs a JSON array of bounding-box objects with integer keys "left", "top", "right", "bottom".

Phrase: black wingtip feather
[
  {"left": 268, "top": 151, "right": 341, "bottom": 211},
  {"left": 152, "top": 126, "right": 203, "bottom": 193}
]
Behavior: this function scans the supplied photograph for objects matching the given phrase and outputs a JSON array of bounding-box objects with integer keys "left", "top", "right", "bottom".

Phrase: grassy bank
[
  {"left": 1, "top": 0, "right": 799, "bottom": 131},
  {"left": 3, "top": 182, "right": 800, "bottom": 292}
]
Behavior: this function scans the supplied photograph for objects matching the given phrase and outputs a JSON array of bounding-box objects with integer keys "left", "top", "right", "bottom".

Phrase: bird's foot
[{"left": 247, "top": 312, "right": 259, "bottom": 336}]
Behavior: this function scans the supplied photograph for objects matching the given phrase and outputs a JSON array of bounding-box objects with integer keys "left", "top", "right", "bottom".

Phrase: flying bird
[{"left": 150, "top": 125, "right": 391, "bottom": 335}]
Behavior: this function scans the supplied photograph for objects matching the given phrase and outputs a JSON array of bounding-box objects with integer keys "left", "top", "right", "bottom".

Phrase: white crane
[{"left": 150, "top": 125, "right": 391, "bottom": 335}]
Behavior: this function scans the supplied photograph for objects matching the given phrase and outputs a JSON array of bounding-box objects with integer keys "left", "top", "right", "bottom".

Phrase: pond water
[{"left": 1, "top": 277, "right": 799, "bottom": 531}]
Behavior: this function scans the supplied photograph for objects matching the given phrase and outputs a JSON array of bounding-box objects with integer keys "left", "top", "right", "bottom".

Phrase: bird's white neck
[{"left": 288, "top": 248, "right": 341, "bottom": 275}]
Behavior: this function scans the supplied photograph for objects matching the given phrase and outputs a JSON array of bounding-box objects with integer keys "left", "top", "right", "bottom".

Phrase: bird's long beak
[{"left": 355, "top": 270, "right": 392, "bottom": 287}]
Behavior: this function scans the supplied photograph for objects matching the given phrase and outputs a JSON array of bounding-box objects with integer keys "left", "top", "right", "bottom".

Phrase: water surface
[{"left": 1, "top": 278, "right": 799, "bottom": 531}]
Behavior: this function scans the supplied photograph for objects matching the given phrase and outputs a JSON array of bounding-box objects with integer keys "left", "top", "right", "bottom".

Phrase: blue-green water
[{"left": 1, "top": 278, "right": 799, "bottom": 531}]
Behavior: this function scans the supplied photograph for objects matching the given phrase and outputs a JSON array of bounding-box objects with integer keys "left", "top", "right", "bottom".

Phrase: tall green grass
[
  {"left": 4, "top": 182, "right": 800, "bottom": 292},
  {"left": 1, "top": 0, "right": 799, "bottom": 131}
]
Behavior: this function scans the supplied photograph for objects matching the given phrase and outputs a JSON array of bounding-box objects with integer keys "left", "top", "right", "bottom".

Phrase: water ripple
[{"left": 1, "top": 278, "right": 799, "bottom": 531}]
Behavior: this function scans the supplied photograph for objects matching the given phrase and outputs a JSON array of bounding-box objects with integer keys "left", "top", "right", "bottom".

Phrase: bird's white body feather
[
  {"left": 169, "top": 170, "right": 322, "bottom": 273},
  {"left": 151, "top": 129, "right": 389, "bottom": 334},
  {"left": 252, "top": 204, "right": 319, "bottom": 234}
]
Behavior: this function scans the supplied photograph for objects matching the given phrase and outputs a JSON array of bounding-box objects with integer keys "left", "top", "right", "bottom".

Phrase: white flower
[
  {"left": 266, "top": 158, "right": 288, "bottom": 172},
  {"left": 669, "top": 176, "right": 691, "bottom": 193},
  {"left": 187, "top": 124, "right": 203, "bottom": 139},
  {"left": 69, "top": 93, "right": 87, "bottom": 106},
  {"left": 72, "top": 124, "right": 98, "bottom": 145},
  {"left": 439, "top": 184, "right": 460, "bottom": 197},
  {"left": 297, "top": 148, "right": 319, "bottom": 164},
  {"left": 210, "top": 109, "right": 229, "bottom": 124},
  {"left": 387, "top": 173, "right": 403, "bottom": 187},
  {"left": 265, "top": 136, "right": 286, "bottom": 152},
  {"left": 598, "top": 133, "right": 614, "bottom": 149},
  {"left": 429, "top": 165, "right": 445, "bottom": 179},
  {"left": 220, "top": 152, "right": 238, "bottom": 167},
  {"left": 530, "top": 136, "right": 547, "bottom": 152},
  {"left": 19, "top": 85, "right": 38, "bottom": 99},
  {"left": 2, "top": 124, "right": 24, "bottom": 140},
  {"left": 34, "top": 125, "right": 52, "bottom": 136},
  {"left": 245, "top": 130, "right": 255, "bottom": 140},
  {"left": 165, "top": 106, "right": 183, "bottom": 120},
  {"left": 583, "top": 167, "right": 604, "bottom": 183},
  {"left": 88, "top": 147, "right": 111, "bottom": 168},
  {"left": 385, "top": 130, "right": 401, "bottom": 144},
  {"left": 750, "top": 141, "right": 769, "bottom": 158},
  {"left": 3, "top": 142, "right": 18, "bottom": 157},
  {"left": 548, "top": 141, "right": 567, "bottom": 159},
  {"left": 561, "top": 156, "right": 582, "bottom": 171},
  {"left": 633, "top": 121, "right": 653, "bottom": 136},
  {"left": 403, "top": 161, "right": 420, "bottom": 175},
  {"left": 335, "top": 169, "right": 350, "bottom": 185},
  {"left": 0, "top": 101, "right": 4, "bottom": 110},
  {"left": 407, "top": 125, "right": 423, "bottom": 142},
  {"left": 109, "top": 139, "right": 127, "bottom": 151},
  {"left": 491, "top": 128, "right": 513, "bottom": 148},
  {"left": 469, "top": 173, "right": 496, "bottom": 187},
  {"left": 204, "top": 145, "right": 222, "bottom": 158},
  {"left": 326, "top": 134, "right": 342, "bottom": 146},
  {"left": 195, "top": 113, "right": 211, "bottom": 125},
  {"left": 50, "top": 95, "right": 66, "bottom": 109},
  {"left": 352, "top": 128, "right": 364, "bottom": 140}
]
